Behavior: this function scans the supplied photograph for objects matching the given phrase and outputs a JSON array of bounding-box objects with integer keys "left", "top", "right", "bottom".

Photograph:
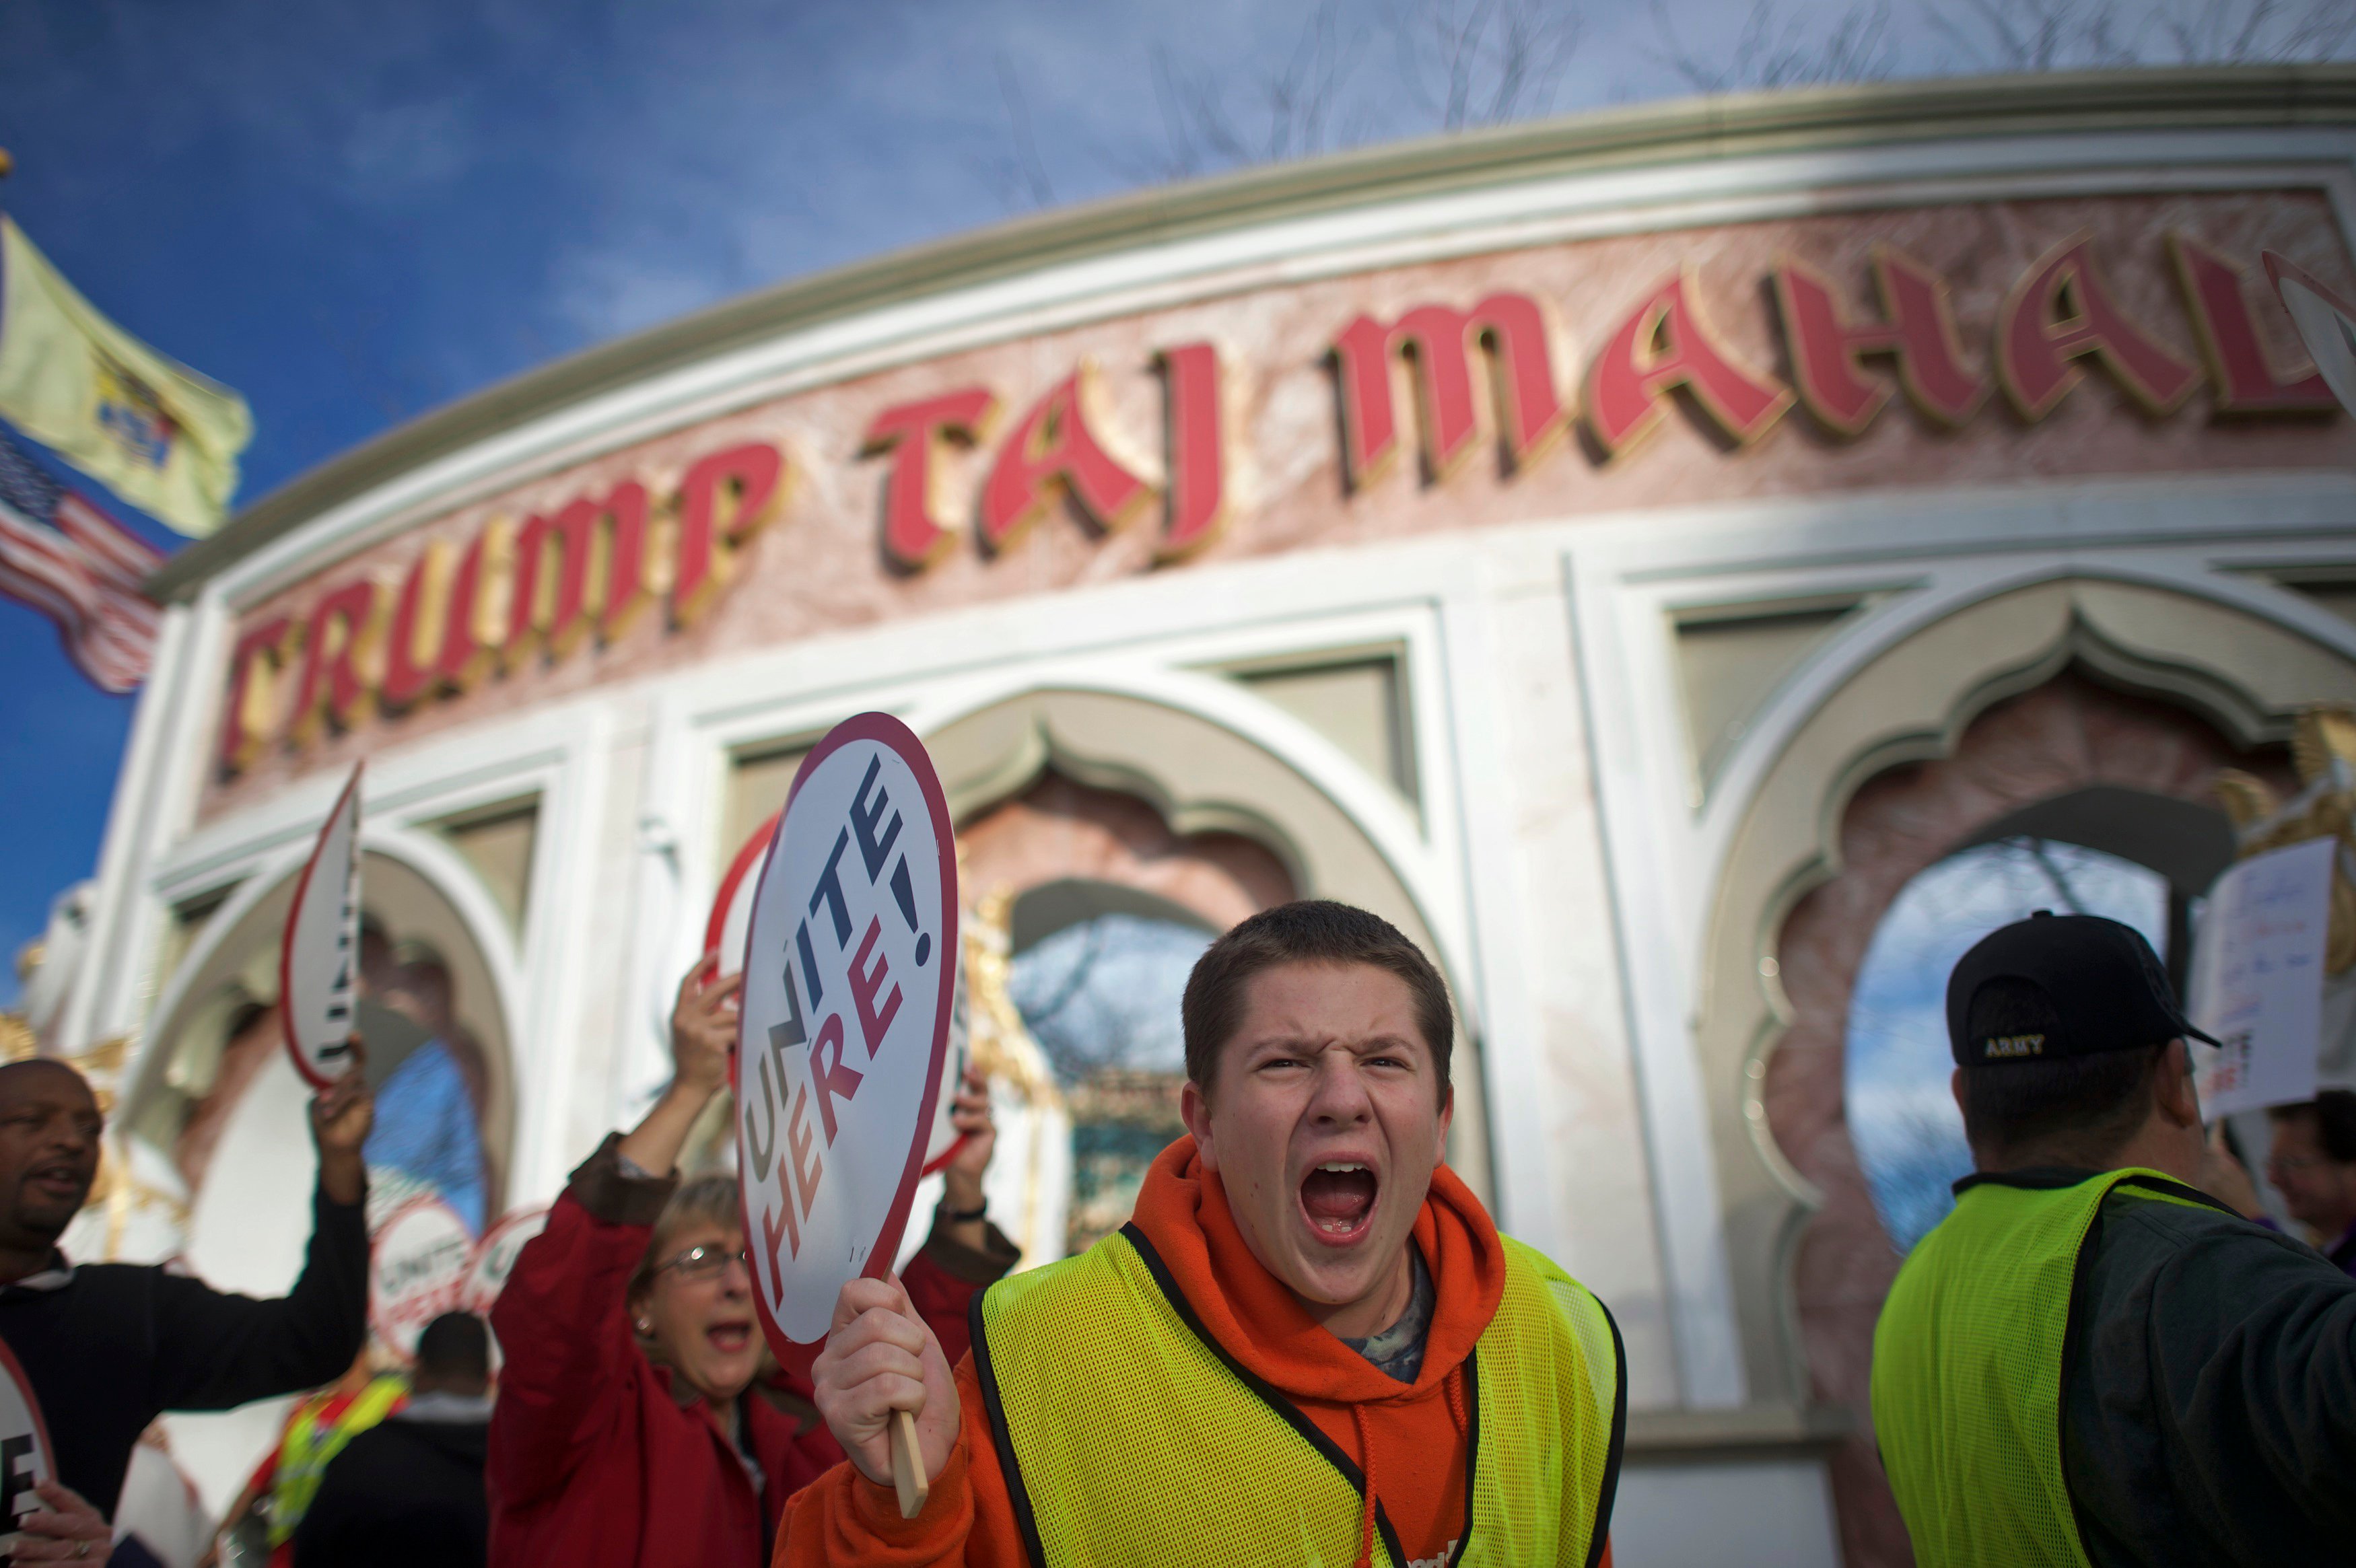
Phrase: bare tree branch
[
  {"left": 1650, "top": 0, "right": 1896, "bottom": 92},
  {"left": 1395, "top": 0, "right": 1584, "bottom": 128}
]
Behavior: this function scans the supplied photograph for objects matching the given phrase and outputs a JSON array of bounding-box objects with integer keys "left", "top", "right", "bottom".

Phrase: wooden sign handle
[{"left": 889, "top": 1409, "right": 929, "bottom": 1518}]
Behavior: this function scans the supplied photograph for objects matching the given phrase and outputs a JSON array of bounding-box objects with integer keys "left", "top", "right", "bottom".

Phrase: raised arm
[
  {"left": 149, "top": 1058, "right": 373, "bottom": 1411},
  {"left": 486, "top": 960, "right": 739, "bottom": 1507},
  {"left": 903, "top": 1065, "right": 1018, "bottom": 1365}
]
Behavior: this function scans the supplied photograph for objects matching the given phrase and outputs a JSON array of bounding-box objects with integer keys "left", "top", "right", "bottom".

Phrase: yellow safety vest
[
  {"left": 1872, "top": 1168, "right": 2229, "bottom": 1568},
  {"left": 267, "top": 1374, "right": 407, "bottom": 1546},
  {"left": 973, "top": 1221, "right": 1624, "bottom": 1567}
]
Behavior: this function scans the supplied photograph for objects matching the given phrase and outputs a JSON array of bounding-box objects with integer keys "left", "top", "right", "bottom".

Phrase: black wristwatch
[{"left": 940, "top": 1199, "right": 988, "bottom": 1223}]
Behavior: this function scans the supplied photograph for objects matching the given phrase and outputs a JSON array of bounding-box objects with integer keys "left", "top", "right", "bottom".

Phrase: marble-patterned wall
[{"left": 208, "top": 187, "right": 2353, "bottom": 820}]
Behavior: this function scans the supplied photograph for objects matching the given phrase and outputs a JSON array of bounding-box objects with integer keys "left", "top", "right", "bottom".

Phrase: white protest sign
[
  {"left": 735, "top": 713, "right": 958, "bottom": 1354},
  {"left": 370, "top": 1195, "right": 474, "bottom": 1359},
  {"left": 0, "top": 1336, "right": 53, "bottom": 1548},
  {"left": 711, "top": 810, "right": 970, "bottom": 1176},
  {"left": 457, "top": 1204, "right": 551, "bottom": 1318},
  {"left": 2190, "top": 836, "right": 2335, "bottom": 1118},
  {"left": 2266, "top": 250, "right": 2356, "bottom": 419},
  {"left": 281, "top": 764, "right": 364, "bottom": 1089}
]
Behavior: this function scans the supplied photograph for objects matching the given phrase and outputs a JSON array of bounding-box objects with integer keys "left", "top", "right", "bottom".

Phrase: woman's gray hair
[{"left": 627, "top": 1174, "right": 743, "bottom": 1308}]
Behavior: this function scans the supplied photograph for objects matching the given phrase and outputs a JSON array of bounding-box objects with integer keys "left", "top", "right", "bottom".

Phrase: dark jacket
[
  {"left": 291, "top": 1404, "right": 490, "bottom": 1568},
  {"left": 0, "top": 1184, "right": 368, "bottom": 1517},
  {"left": 485, "top": 1135, "right": 1016, "bottom": 1568},
  {"left": 2009, "top": 1168, "right": 2356, "bottom": 1567}
]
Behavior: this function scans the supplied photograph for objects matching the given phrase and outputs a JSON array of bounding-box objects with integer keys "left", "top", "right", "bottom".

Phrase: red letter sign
[
  {"left": 2170, "top": 236, "right": 2337, "bottom": 415},
  {"left": 1585, "top": 269, "right": 1791, "bottom": 457},
  {"left": 864, "top": 390, "right": 998, "bottom": 570},
  {"left": 1156, "top": 343, "right": 1228, "bottom": 558},
  {"left": 1333, "top": 294, "right": 1567, "bottom": 487},
  {"left": 977, "top": 365, "right": 1155, "bottom": 553},
  {"left": 1774, "top": 246, "right": 1986, "bottom": 435},
  {"left": 674, "top": 443, "right": 786, "bottom": 625},
  {"left": 1997, "top": 234, "right": 2200, "bottom": 421}
]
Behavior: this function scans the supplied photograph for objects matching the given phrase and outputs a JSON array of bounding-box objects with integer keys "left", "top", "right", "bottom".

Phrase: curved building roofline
[{"left": 153, "top": 63, "right": 2356, "bottom": 600}]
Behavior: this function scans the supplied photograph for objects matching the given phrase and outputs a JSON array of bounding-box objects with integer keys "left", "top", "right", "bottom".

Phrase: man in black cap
[{"left": 1871, "top": 911, "right": 2356, "bottom": 1568}]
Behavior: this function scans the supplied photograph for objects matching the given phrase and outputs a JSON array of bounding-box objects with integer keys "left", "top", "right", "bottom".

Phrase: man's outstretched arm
[{"left": 149, "top": 1055, "right": 374, "bottom": 1411}]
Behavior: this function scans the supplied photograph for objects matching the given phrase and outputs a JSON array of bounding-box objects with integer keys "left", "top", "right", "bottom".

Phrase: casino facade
[{"left": 24, "top": 65, "right": 2356, "bottom": 1565}]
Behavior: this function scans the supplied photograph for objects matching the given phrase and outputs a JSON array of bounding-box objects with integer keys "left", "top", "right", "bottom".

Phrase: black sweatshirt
[
  {"left": 0, "top": 1184, "right": 369, "bottom": 1517},
  {"left": 291, "top": 1411, "right": 488, "bottom": 1568},
  {"left": 1986, "top": 1168, "right": 2356, "bottom": 1567}
]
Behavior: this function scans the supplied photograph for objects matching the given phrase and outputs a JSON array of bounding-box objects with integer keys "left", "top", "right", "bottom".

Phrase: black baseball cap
[{"left": 1945, "top": 911, "right": 2220, "bottom": 1067}]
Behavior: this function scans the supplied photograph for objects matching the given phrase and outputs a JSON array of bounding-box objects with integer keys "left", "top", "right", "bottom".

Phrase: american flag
[{"left": 0, "top": 425, "right": 162, "bottom": 694}]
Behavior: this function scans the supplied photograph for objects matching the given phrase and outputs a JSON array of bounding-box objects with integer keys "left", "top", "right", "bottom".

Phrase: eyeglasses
[{"left": 656, "top": 1244, "right": 751, "bottom": 1283}]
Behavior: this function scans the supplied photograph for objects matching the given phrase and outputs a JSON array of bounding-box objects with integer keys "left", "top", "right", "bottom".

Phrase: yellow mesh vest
[
  {"left": 267, "top": 1374, "right": 407, "bottom": 1546},
  {"left": 1872, "top": 1169, "right": 2228, "bottom": 1568},
  {"left": 973, "top": 1222, "right": 1624, "bottom": 1568}
]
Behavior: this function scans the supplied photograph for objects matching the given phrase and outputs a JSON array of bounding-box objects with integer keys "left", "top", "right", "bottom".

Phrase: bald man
[{"left": 0, "top": 1057, "right": 375, "bottom": 1523}]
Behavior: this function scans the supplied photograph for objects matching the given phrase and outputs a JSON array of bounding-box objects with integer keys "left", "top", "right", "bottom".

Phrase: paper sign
[
  {"left": 0, "top": 1334, "right": 53, "bottom": 1546},
  {"left": 370, "top": 1195, "right": 474, "bottom": 1359},
  {"left": 735, "top": 712, "right": 959, "bottom": 1352},
  {"left": 710, "top": 810, "right": 971, "bottom": 1178},
  {"left": 456, "top": 1204, "right": 551, "bottom": 1318},
  {"left": 281, "top": 764, "right": 364, "bottom": 1088},
  {"left": 2266, "top": 251, "right": 2356, "bottom": 419},
  {"left": 2190, "top": 836, "right": 2335, "bottom": 1118}
]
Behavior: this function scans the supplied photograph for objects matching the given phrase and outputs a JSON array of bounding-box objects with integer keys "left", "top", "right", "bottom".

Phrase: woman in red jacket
[{"left": 487, "top": 959, "right": 1015, "bottom": 1568}]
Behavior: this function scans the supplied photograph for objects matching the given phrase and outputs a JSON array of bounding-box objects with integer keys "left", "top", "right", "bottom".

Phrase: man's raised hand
[
  {"left": 811, "top": 1274, "right": 959, "bottom": 1491},
  {"left": 310, "top": 1036, "right": 374, "bottom": 1205}
]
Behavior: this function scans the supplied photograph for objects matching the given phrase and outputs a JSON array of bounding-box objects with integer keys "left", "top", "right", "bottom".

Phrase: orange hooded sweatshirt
[{"left": 779, "top": 1137, "right": 1613, "bottom": 1567}]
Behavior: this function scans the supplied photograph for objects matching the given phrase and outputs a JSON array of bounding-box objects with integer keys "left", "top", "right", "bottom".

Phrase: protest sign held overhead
[
  {"left": 735, "top": 713, "right": 957, "bottom": 1342},
  {"left": 736, "top": 713, "right": 956, "bottom": 1516},
  {"left": 370, "top": 1195, "right": 474, "bottom": 1360},
  {"left": 710, "top": 810, "right": 969, "bottom": 1179},
  {"left": 280, "top": 764, "right": 363, "bottom": 1089},
  {"left": 0, "top": 1336, "right": 52, "bottom": 1551},
  {"left": 2191, "top": 836, "right": 2336, "bottom": 1118}
]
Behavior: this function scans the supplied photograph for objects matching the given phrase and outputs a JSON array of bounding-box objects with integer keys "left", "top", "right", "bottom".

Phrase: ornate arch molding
[
  {"left": 921, "top": 684, "right": 1493, "bottom": 1200},
  {"left": 1696, "top": 575, "right": 2356, "bottom": 1402},
  {"left": 128, "top": 828, "right": 523, "bottom": 1215}
]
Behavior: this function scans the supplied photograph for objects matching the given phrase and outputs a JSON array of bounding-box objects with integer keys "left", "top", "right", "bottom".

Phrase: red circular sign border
[
  {"left": 367, "top": 1192, "right": 473, "bottom": 1358},
  {"left": 0, "top": 1331, "right": 55, "bottom": 1498},
  {"left": 733, "top": 711, "right": 961, "bottom": 1359},
  {"left": 279, "top": 761, "right": 365, "bottom": 1092}
]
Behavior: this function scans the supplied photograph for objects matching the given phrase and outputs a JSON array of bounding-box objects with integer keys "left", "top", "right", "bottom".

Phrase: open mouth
[
  {"left": 705, "top": 1322, "right": 754, "bottom": 1356},
  {"left": 25, "top": 1164, "right": 84, "bottom": 1203},
  {"left": 1298, "top": 1161, "right": 1379, "bottom": 1247}
]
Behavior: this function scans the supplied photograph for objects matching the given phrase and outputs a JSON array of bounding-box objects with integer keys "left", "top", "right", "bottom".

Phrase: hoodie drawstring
[{"left": 1351, "top": 1401, "right": 1378, "bottom": 1568}]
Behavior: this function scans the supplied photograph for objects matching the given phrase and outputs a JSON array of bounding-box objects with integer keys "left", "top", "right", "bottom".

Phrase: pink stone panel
[
  {"left": 208, "top": 188, "right": 2354, "bottom": 821},
  {"left": 955, "top": 771, "right": 1296, "bottom": 928}
]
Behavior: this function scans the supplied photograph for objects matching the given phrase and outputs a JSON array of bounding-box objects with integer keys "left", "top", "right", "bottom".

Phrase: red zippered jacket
[{"left": 487, "top": 1135, "right": 1014, "bottom": 1568}]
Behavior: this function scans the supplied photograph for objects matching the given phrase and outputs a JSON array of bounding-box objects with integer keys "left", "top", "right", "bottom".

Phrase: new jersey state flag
[{"left": 0, "top": 216, "right": 252, "bottom": 537}]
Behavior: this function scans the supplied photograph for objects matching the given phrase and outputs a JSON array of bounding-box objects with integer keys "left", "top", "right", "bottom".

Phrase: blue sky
[
  {"left": 1845, "top": 840, "right": 2171, "bottom": 1249},
  {"left": 1, "top": 0, "right": 2349, "bottom": 1005}
]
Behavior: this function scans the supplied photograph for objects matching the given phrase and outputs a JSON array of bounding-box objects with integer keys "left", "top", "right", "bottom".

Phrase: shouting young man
[{"left": 788, "top": 900, "right": 1624, "bottom": 1567}]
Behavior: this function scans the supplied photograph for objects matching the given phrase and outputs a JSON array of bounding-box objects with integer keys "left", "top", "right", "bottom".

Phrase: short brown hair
[
  {"left": 1955, "top": 977, "right": 2166, "bottom": 1164},
  {"left": 628, "top": 1174, "right": 742, "bottom": 1308},
  {"left": 1181, "top": 900, "right": 1453, "bottom": 1095}
]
